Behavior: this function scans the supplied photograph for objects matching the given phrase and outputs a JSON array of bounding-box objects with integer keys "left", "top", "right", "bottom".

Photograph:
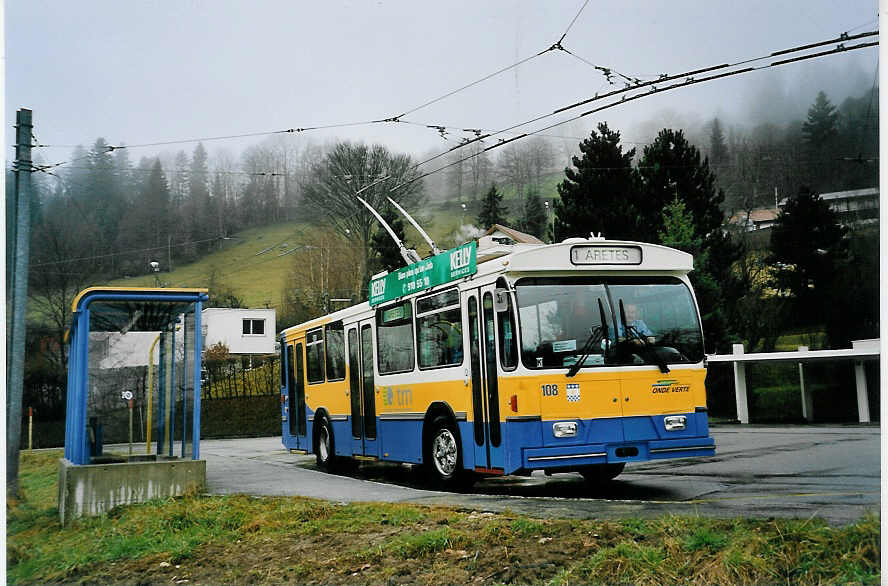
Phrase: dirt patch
[{"left": 68, "top": 510, "right": 619, "bottom": 584}]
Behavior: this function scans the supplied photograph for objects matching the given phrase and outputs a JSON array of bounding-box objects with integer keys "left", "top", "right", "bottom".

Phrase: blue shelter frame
[{"left": 64, "top": 287, "right": 209, "bottom": 465}]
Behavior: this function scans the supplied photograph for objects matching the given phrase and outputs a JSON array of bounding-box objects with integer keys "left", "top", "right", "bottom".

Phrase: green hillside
[
  {"left": 107, "top": 222, "right": 310, "bottom": 309},
  {"left": 105, "top": 179, "right": 564, "bottom": 310}
]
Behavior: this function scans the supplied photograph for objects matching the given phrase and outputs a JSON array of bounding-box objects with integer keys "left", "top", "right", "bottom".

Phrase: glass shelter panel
[{"left": 80, "top": 296, "right": 203, "bottom": 463}]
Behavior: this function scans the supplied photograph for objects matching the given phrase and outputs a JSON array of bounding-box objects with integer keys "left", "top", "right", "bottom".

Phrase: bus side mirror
[{"left": 494, "top": 288, "right": 509, "bottom": 313}]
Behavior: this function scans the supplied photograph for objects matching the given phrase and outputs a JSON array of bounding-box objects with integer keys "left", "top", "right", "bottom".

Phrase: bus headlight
[
  {"left": 664, "top": 415, "right": 687, "bottom": 431},
  {"left": 553, "top": 422, "right": 578, "bottom": 438}
]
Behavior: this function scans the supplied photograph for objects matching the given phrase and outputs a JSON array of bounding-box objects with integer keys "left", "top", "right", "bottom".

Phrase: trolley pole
[{"left": 7, "top": 108, "right": 33, "bottom": 498}]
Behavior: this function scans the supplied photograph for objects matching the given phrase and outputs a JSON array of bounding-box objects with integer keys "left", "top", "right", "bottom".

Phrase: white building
[
  {"left": 201, "top": 308, "right": 276, "bottom": 355},
  {"left": 818, "top": 187, "right": 879, "bottom": 226}
]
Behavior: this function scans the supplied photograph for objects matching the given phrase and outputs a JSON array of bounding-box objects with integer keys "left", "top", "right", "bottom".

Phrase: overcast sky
[{"left": 5, "top": 1, "right": 879, "bottom": 168}]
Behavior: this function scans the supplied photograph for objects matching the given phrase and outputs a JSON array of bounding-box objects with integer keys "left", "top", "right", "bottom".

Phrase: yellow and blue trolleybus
[{"left": 279, "top": 235, "right": 715, "bottom": 487}]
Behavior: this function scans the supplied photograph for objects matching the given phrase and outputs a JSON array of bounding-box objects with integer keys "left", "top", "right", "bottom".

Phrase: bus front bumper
[{"left": 522, "top": 436, "right": 715, "bottom": 470}]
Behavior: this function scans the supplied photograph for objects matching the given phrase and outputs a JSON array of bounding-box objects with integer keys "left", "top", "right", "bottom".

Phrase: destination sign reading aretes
[
  {"left": 369, "top": 241, "right": 477, "bottom": 306},
  {"left": 570, "top": 245, "right": 642, "bottom": 265}
]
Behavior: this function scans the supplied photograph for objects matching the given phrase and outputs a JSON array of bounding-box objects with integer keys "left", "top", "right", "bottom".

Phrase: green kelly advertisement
[{"left": 369, "top": 241, "right": 477, "bottom": 306}]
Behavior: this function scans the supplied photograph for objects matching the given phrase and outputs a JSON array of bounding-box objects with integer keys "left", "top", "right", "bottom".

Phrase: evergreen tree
[
  {"left": 86, "top": 137, "right": 124, "bottom": 273},
  {"left": 836, "top": 86, "right": 879, "bottom": 189},
  {"left": 658, "top": 197, "right": 731, "bottom": 352},
  {"left": 170, "top": 150, "right": 189, "bottom": 210},
  {"left": 801, "top": 91, "right": 839, "bottom": 191},
  {"left": 769, "top": 186, "right": 846, "bottom": 324},
  {"left": 477, "top": 183, "right": 507, "bottom": 228},
  {"left": 369, "top": 206, "right": 408, "bottom": 273},
  {"left": 113, "top": 145, "right": 133, "bottom": 194},
  {"left": 640, "top": 128, "right": 740, "bottom": 353},
  {"left": 553, "top": 122, "right": 638, "bottom": 241},
  {"left": 802, "top": 91, "right": 839, "bottom": 146},
  {"left": 708, "top": 117, "right": 729, "bottom": 170},
  {"left": 117, "top": 159, "right": 171, "bottom": 273},
  {"left": 637, "top": 128, "right": 725, "bottom": 243},
  {"left": 188, "top": 142, "right": 212, "bottom": 252},
  {"left": 517, "top": 189, "right": 547, "bottom": 239},
  {"left": 824, "top": 228, "right": 878, "bottom": 347}
]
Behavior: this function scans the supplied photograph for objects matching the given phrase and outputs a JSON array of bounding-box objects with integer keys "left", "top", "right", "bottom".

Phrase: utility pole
[{"left": 8, "top": 108, "right": 33, "bottom": 498}]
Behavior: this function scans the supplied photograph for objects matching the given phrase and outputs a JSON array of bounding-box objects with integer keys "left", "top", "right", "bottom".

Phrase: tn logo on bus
[
  {"left": 371, "top": 279, "right": 386, "bottom": 297},
  {"left": 450, "top": 247, "right": 471, "bottom": 271}
]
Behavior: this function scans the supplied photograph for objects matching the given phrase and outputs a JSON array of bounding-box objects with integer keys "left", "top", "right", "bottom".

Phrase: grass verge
[{"left": 8, "top": 450, "right": 880, "bottom": 584}]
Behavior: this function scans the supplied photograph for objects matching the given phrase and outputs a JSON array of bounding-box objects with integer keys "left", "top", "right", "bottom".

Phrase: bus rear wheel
[
  {"left": 315, "top": 415, "right": 338, "bottom": 472},
  {"left": 580, "top": 463, "right": 625, "bottom": 483},
  {"left": 424, "top": 416, "right": 473, "bottom": 490}
]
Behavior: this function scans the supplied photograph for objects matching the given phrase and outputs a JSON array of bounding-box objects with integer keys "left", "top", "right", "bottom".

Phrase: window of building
[
  {"left": 376, "top": 300, "right": 414, "bottom": 374},
  {"left": 242, "top": 318, "right": 265, "bottom": 335},
  {"left": 325, "top": 321, "right": 346, "bottom": 381},
  {"left": 417, "top": 288, "right": 463, "bottom": 369},
  {"left": 306, "top": 328, "right": 325, "bottom": 384}
]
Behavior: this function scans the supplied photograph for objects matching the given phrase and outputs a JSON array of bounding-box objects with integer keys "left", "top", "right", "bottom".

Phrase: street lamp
[
  {"left": 544, "top": 201, "right": 551, "bottom": 243},
  {"left": 460, "top": 202, "right": 466, "bottom": 226},
  {"left": 149, "top": 261, "right": 160, "bottom": 287}
]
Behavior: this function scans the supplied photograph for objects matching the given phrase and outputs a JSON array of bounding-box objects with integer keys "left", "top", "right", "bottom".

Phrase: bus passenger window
[
  {"left": 325, "top": 321, "right": 346, "bottom": 381},
  {"left": 376, "top": 300, "right": 414, "bottom": 374},
  {"left": 497, "top": 292, "right": 518, "bottom": 370},
  {"left": 279, "top": 339, "right": 287, "bottom": 387},
  {"left": 416, "top": 288, "right": 462, "bottom": 369},
  {"left": 306, "top": 328, "right": 325, "bottom": 384}
]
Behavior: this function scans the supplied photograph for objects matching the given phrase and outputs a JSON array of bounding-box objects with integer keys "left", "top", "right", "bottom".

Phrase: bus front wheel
[
  {"left": 424, "top": 416, "right": 472, "bottom": 489},
  {"left": 580, "top": 463, "right": 625, "bottom": 483}
]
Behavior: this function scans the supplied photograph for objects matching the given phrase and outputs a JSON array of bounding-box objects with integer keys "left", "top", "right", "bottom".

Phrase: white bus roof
[
  {"left": 477, "top": 238, "right": 693, "bottom": 277},
  {"left": 281, "top": 238, "right": 693, "bottom": 337}
]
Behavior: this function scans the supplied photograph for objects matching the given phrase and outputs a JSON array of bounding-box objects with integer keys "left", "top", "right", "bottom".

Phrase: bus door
[
  {"left": 464, "top": 286, "right": 504, "bottom": 472},
  {"left": 286, "top": 342, "right": 308, "bottom": 449},
  {"left": 347, "top": 320, "right": 378, "bottom": 457}
]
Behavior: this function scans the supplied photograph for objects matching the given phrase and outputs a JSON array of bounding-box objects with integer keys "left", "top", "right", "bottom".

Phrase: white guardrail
[{"left": 706, "top": 339, "right": 880, "bottom": 424}]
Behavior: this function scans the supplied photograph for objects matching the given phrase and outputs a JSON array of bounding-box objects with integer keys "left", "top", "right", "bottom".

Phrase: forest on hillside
[{"left": 11, "top": 84, "right": 876, "bottom": 288}]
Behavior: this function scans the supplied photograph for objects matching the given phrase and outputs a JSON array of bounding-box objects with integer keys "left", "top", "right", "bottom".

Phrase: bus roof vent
[{"left": 561, "top": 233, "right": 606, "bottom": 244}]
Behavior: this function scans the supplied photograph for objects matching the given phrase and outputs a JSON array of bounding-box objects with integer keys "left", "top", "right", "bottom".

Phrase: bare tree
[
  {"left": 301, "top": 142, "right": 424, "bottom": 291},
  {"left": 282, "top": 228, "right": 364, "bottom": 320}
]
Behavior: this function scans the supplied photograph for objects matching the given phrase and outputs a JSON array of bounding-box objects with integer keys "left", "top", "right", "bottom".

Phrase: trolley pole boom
[
  {"left": 355, "top": 195, "right": 421, "bottom": 266},
  {"left": 386, "top": 196, "right": 441, "bottom": 256}
]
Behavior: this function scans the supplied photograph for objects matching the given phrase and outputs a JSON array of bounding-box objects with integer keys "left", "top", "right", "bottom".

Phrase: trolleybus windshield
[{"left": 515, "top": 276, "right": 703, "bottom": 370}]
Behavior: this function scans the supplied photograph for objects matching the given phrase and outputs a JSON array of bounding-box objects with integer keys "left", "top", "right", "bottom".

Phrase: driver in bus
[{"left": 619, "top": 303, "right": 655, "bottom": 344}]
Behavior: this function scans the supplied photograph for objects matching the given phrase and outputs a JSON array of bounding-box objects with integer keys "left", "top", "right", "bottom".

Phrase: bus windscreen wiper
[
  {"left": 566, "top": 299, "right": 609, "bottom": 378},
  {"left": 618, "top": 299, "right": 670, "bottom": 374}
]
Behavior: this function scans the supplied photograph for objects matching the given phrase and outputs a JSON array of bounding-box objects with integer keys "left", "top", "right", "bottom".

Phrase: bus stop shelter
[{"left": 59, "top": 287, "right": 209, "bottom": 523}]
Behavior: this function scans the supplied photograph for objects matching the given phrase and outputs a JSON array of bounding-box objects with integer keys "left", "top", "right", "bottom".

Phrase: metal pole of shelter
[
  {"left": 146, "top": 333, "right": 160, "bottom": 453},
  {"left": 169, "top": 322, "right": 176, "bottom": 457},
  {"left": 63, "top": 321, "right": 78, "bottom": 461},
  {"left": 181, "top": 313, "right": 188, "bottom": 459},
  {"left": 192, "top": 299, "right": 204, "bottom": 459},
  {"left": 157, "top": 330, "right": 166, "bottom": 456},
  {"left": 75, "top": 308, "right": 91, "bottom": 464},
  {"left": 7, "top": 108, "right": 33, "bottom": 494}
]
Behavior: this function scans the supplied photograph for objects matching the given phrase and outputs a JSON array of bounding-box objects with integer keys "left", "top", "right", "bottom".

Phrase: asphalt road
[{"left": 202, "top": 425, "right": 880, "bottom": 525}]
